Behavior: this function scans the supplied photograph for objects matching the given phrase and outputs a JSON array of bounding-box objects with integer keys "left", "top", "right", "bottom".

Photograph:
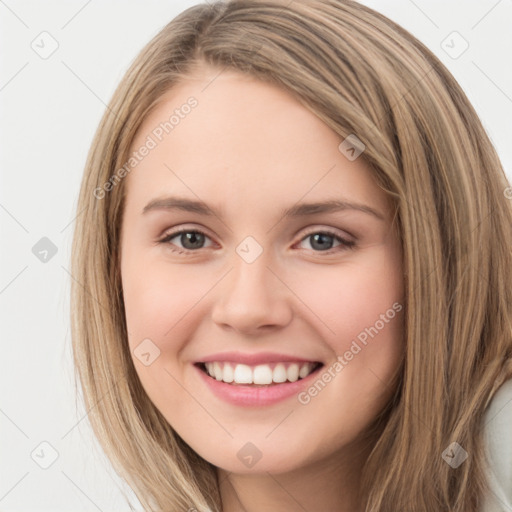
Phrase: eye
[
  {"left": 296, "top": 229, "right": 355, "bottom": 253},
  {"left": 159, "top": 228, "right": 213, "bottom": 254},
  {"left": 158, "top": 227, "right": 355, "bottom": 255}
]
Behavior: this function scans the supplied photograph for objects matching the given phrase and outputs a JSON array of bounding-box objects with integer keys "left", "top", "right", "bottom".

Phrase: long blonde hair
[{"left": 70, "top": 1, "right": 512, "bottom": 510}]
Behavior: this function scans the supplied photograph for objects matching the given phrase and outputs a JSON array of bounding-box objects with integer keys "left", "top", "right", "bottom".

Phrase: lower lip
[{"left": 194, "top": 363, "right": 324, "bottom": 407}]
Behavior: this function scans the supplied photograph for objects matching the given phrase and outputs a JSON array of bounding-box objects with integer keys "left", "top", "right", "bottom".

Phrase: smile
[
  {"left": 198, "top": 361, "right": 322, "bottom": 386},
  {"left": 194, "top": 358, "right": 325, "bottom": 407}
]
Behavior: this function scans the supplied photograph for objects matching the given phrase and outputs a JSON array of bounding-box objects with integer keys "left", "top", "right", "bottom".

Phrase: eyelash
[{"left": 158, "top": 227, "right": 356, "bottom": 255}]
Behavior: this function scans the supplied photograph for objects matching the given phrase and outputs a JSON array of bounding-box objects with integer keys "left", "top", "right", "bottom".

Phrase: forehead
[{"left": 124, "top": 68, "right": 391, "bottom": 218}]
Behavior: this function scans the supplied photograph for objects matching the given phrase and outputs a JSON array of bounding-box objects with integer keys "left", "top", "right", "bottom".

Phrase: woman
[{"left": 70, "top": 1, "right": 512, "bottom": 510}]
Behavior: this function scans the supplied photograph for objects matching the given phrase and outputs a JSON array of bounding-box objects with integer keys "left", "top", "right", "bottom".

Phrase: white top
[{"left": 480, "top": 378, "right": 512, "bottom": 512}]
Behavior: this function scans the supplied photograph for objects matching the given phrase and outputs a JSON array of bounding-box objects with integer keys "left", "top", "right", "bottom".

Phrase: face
[{"left": 119, "top": 65, "right": 404, "bottom": 475}]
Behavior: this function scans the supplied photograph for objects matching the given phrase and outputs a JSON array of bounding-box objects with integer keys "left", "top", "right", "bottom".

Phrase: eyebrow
[{"left": 142, "top": 196, "right": 385, "bottom": 221}]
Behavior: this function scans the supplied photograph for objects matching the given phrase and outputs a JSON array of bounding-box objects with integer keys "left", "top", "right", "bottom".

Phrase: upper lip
[{"left": 196, "top": 351, "right": 323, "bottom": 366}]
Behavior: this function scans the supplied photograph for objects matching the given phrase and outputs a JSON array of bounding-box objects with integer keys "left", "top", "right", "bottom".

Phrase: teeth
[
  {"left": 287, "top": 364, "right": 299, "bottom": 382},
  {"left": 222, "top": 363, "right": 234, "bottom": 383},
  {"left": 203, "top": 362, "right": 318, "bottom": 385},
  {"left": 213, "top": 362, "right": 223, "bottom": 381},
  {"left": 273, "top": 363, "right": 287, "bottom": 383},
  {"left": 253, "top": 364, "right": 273, "bottom": 385},
  {"left": 233, "top": 364, "right": 252, "bottom": 384},
  {"left": 299, "top": 364, "right": 311, "bottom": 379}
]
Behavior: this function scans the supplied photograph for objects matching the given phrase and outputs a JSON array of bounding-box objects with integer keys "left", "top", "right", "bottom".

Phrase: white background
[{"left": 1, "top": 1, "right": 511, "bottom": 510}]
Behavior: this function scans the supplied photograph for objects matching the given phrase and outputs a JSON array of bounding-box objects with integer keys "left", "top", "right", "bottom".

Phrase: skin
[{"left": 120, "top": 64, "right": 405, "bottom": 512}]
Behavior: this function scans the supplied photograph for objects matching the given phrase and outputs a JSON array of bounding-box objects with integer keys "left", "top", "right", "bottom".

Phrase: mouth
[{"left": 194, "top": 361, "right": 324, "bottom": 387}]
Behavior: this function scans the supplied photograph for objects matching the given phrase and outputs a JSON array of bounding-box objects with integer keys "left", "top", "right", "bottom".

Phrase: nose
[{"left": 210, "top": 248, "right": 293, "bottom": 335}]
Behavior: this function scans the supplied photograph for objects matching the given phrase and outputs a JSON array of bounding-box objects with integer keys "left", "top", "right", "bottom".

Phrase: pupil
[
  {"left": 311, "top": 233, "right": 333, "bottom": 251},
  {"left": 182, "top": 232, "right": 204, "bottom": 249}
]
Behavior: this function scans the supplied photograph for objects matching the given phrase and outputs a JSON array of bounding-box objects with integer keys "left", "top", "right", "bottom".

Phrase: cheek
[
  {"left": 122, "top": 255, "right": 207, "bottom": 346},
  {"left": 306, "top": 249, "right": 404, "bottom": 422},
  {"left": 289, "top": 245, "right": 404, "bottom": 417},
  {"left": 121, "top": 256, "right": 207, "bottom": 413},
  {"left": 292, "top": 245, "right": 404, "bottom": 350}
]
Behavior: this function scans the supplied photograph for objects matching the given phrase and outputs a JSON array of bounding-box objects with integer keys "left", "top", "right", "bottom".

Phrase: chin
[{"left": 196, "top": 438, "right": 316, "bottom": 475}]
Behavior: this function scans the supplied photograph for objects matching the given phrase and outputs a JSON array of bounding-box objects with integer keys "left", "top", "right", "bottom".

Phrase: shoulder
[{"left": 480, "top": 378, "right": 512, "bottom": 512}]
